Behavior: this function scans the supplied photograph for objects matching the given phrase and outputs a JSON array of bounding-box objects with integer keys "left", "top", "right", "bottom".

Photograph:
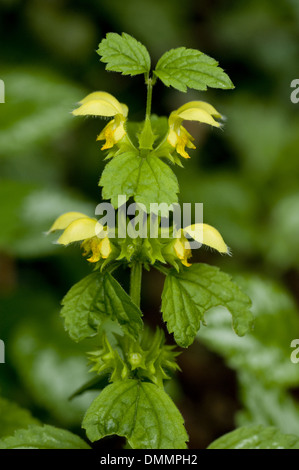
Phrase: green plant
[
  {"left": 0, "top": 32, "right": 254, "bottom": 451},
  {"left": 44, "top": 32, "right": 256, "bottom": 449}
]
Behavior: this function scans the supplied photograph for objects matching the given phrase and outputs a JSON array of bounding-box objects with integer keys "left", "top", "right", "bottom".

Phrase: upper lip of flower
[
  {"left": 48, "top": 211, "right": 102, "bottom": 245},
  {"left": 48, "top": 214, "right": 230, "bottom": 266},
  {"left": 183, "top": 223, "right": 230, "bottom": 255},
  {"left": 48, "top": 212, "right": 111, "bottom": 263},
  {"left": 72, "top": 91, "right": 128, "bottom": 150},
  {"left": 167, "top": 100, "right": 223, "bottom": 159},
  {"left": 72, "top": 91, "right": 128, "bottom": 118}
]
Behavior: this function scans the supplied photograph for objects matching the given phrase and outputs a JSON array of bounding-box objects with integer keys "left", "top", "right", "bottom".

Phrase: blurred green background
[{"left": 1, "top": 0, "right": 299, "bottom": 449}]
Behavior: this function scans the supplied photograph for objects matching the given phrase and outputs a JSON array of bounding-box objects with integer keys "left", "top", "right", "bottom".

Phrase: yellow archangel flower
[
  {"left": 72, "top": 92, "right": 128, "bottom": 150},
  {"left": 48, "top": 212, "right": 111, "bottom": 263},
  {"left": 167, "top": 101, "right": 222, "bottom": 159},
  {"left": 172, "top": 235, "right": 192, "bottom": 267},
  {"left": 174, "top": 223, "right": 230, "bottom": 266}
]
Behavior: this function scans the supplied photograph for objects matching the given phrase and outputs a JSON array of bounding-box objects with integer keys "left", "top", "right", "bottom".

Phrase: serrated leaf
[
  {"left": 0, "top": 397, "right": 40, "bottom": 438},
  {"left": 208, "top": 425, "right": 299, "bottom": 449},
  {"left": 83, "top": 379, "right": 188, "bottom": 449},
  {"left": 0, "top": 425, "right": 90, "bottom": 449},
  {"left": 97, "top": 32, "right": 151, "bottom": 76},
  {"left": 161, "top": 263, "right": 253, "bottom": 348},
  {"left": 61, "top": 272, "right": 143, "bottom": 342},
  {"left": 154, "top": 47, "right": 234, "bottom": 92},
  {"left": 100, "top": 151, "right": 179, "bottom": 216}
]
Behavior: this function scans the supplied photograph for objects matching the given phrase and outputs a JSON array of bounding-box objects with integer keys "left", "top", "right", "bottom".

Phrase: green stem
[
  {"left": 145, "top": 77, "right": 153, "bottom": 120},
  {"left": 138, "top": 77, "right": 155, "bottom": 150},
  {"left": 154, "top": 263, "right": 170, "bottom": 276},
  {"left": 104, "top": 261, "right": 122, "bottom": 275},
  {"left": 130, "top": 262, "right": 142, "bottom": 308}
]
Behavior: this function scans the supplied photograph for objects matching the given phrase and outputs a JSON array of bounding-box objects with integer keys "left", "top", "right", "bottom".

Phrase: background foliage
[{"left": 0, "top": 0, "right": 299, "bottom": 448}]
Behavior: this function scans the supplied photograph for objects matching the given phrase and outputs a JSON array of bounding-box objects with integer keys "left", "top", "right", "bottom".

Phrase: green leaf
[
  {"left": 154, "top": 47, "right": 234, "bottom": 92},
  {"left": 83, "top": 379, "right": 188, "bottom": 449},
  {"left": 0, "top": 397, "right": 40, "bottom": 438},
  {"left": 0, "top": 425, "right": 90, "bottom": 449},
  {"left": 61, "top": 271, "right": 143, "bottom": 342},
  {"left": 208, "top": 425, "right": 299, "bottom": 449},
  {"left": 161, "top": 264, "right": 253, "bottom": 348},
  {"left": 97, "top": 32, "right": 151, "bottom": 76},
  {"left": 197, "top": 275, "right": 299, "bottom": 388},
  {"left": 100, "top": 151, "right": 179, "bottom": 216}
]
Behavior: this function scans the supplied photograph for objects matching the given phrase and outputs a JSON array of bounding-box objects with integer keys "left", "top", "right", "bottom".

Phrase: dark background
[{"left": 1, "top": 0, "right": 299, "bottom": 448}]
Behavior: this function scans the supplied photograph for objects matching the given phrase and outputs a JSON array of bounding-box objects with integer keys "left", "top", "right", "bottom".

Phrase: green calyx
[
  {"left": 88, "top": 328, "right": 180, "bottom": 388},
  {"left": 114, "top": 225, "right": 189, "bottom": 269}
]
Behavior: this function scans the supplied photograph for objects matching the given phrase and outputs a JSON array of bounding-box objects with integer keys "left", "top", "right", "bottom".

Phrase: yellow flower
[
  {"left": 172, "top": 222, "right": 229, "bottom": 266},
  {"left": 72, "top": 91, "right": 128, "bottom": 150},
  {"left": 167, "top": 101, "right": 222, "bottom": 158},
  {"left": 173, "top": 235, "right": 192, "bottom": 267},
  {"left": 163, "top": 222, "right": 229, "bottom": 268},
  {"left": 81, "top": 235, "right": 111, "bottom": 263},
  {"left": 48, "top": 212, "right": 111, "bottom": 263},
  {"left": 96, "top": 113, "right": 127, "bottom": 150},
  {"left": 183, "top": 223, "right": 230, "bottom": 255}
]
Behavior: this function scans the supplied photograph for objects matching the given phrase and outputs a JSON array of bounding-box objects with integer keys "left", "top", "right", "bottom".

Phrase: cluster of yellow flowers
[
  {"left": 72, "top": 91, "right": 222, "bottom": 158},
  {"left": 48, "top": 212, "right": 229, "bottom": 266},
  {"left": 48, "top": 91, "right": 229, "bottom": 265}
]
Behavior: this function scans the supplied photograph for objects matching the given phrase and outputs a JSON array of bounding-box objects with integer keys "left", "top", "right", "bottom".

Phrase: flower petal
[
  {"left": 176, "top": 101, "right": 222, "bottom": 119},
  {"left": 167, "top": 126, "right": 195, "bottom": 159},
  {"left": 167, "top": 129, "right": 178, "bottom": 147},
  {"left": 120, "top": 103, "right": 129, "bottom": 118},
  {"left": 174, "top": 238, "right": 192, "bottom": 266},
  {"left": 184, "top": 223, "right": 230, "bottom": 254},
  {"left": 48, "top": 212, "right": 89, "bottom": 233},
  {"left": 57, "top": 218, "right": 102, "bottom": 245},
  {"left": 177, "top": 108, "right": 221, "bottom": 127},
  {"left": 72, "top": 100, "right": 121, "bottom": 117},
  {"left": 100, "top": 237, "right": 112, "bottom": 258},
  {"left": 78, "top": 91, "right": 126, "bottom": 114},
  {"left": 72, "top": 91, "right": 128, "bottom": 118},
  {"left": 169, "top": 101, "right": 222, "bottom": 128},
  {"left": 96, "top": 119, "right": 126, "bottom": 149},
  {"left": 176, "top": 135, "right": 192, "bottom": 158},
  {"left": 86, "top": 239, "right": 102, "bottom": 263}
]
